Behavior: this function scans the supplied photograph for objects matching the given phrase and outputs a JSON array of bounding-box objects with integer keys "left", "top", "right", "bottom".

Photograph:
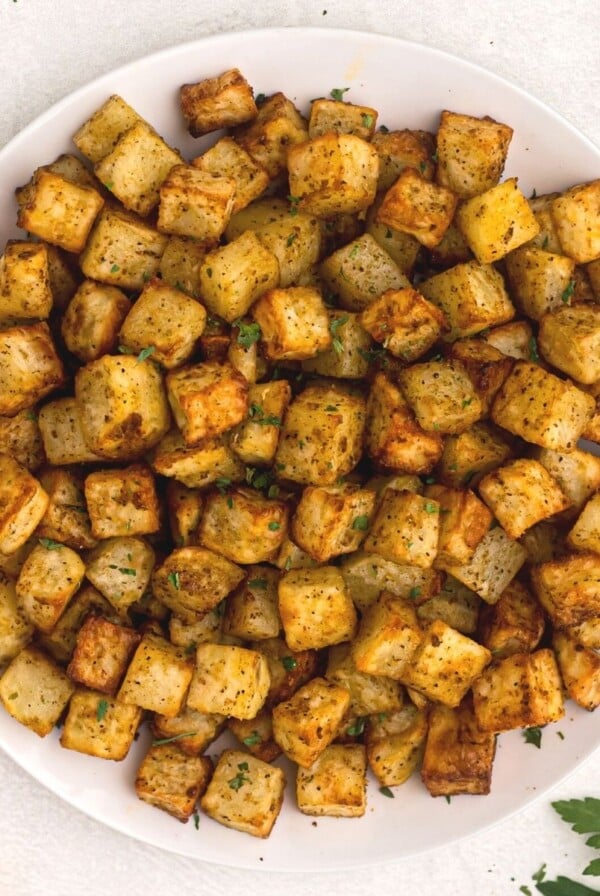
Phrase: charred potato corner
[{"left": 1, "top": 65, "right": 600, "bottom": 840}]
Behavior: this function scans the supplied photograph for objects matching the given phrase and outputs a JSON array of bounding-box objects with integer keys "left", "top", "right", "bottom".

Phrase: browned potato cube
[
  {"left": 187, "top": 643, "right": 270, "bottom": 719},
  {"left": 364, "top": 488, "right": 440, "bottom": 569},
  {"left": 320, "top": 233, "right": 409, "bottom": 312},
  {"left": 376, "top": 167, "right": 457, "bottom": 248},
  {"left": 438, "top": 525, "right": 527, "bottom": 606},
  {"left": 340, "top": 550, "right": 442, "bottom": 613},
  {"left": 135, "top": 743, "right": 213, "bottom": 821},
  {"left": 291, "top": 484, "right": 376, "bottom": 563},
  {"left": 372, "top": 128, "right": 435, "bottom": 190},
  {"left": 180, "top": 68, "right": 257, "bottom": 137},
  {"left": 365, "top": 200, "right": 423, "bottom": 274},
  {"left": 0, "top": 241, "right": 53, "bottom": 323},
  {"left": 223, "top": 565, "right": 281, "bottom": 641},
  {"left": 446, "top": 338, "right": 514, "bottom": 416},
  {"left": 84, "top": 464, "right": 160, "bottom": 539},
  {"left": 531, "top": 552, "right": 600, "bottom": 628},
  {"left": 61, "top": 279, "right": 130, "bottom": 363},
  {"left": 325, "top": 642, "right": 404, "bottom": 716},
  {"left": 296, "top": 743, "right": 367, "bottom": 818},
  {"left": 472, "top": 649, "right": 564, "bottom": 732},
  {"left": 308, "top": 98, "right": 377, "bottom": 139},
  {"left": 236, "top": 91, "right": 308, "bottom": 178},
  {"left": 0, "top": 576, "right": 34, "bottom": 667},
  {"left": 200, "top": 748, "right": 286, "bottom": 838},
  {"left": 166, "top": 360, "right": 248, "bottom": 446},
  {"left": 35, "top": 584, "right": 115, "bottom": 665},
  {"left": 152, "top": 546, "right": 244, "bottom": 618},
  {"left": 278, "top": 566, "right": 357, "bottom": 651},
  {"left": 551, "top": 179, "right": 600, "bottom": 263},
  {"left": 351, "top": 592, "right": 422, "bottom": 679},
  {"left": 0, "top": 455, "right": 49, "bottom": 555},
  {"left": 80, "top": 208, "right": 168, "bottom": 291},
  {"left": 0, "top": 322, "right": 66, "bottom": 417},
  {"left": 272, "top": 676, "right": 350, "bottom": 767},
  {"left": 366, "top": 704, "right": 428, "bottom": 787},
  {"left": 425, "top": 484, "right": 492, "bottom": 567},
  {"left": 248, "top": 211, "right": 321, "bottom": 289},
  {"left": 198, "top": 487, "right": 289, "bottom": 565},
  {"left": 435, "top": 111, "right": 513, "bottom": 198},
  {"left": 168, "top": 610, "right": 224, "bottom": 653},
  {"left": 16, "top": 541, "right": 85, "bottom": 633},
  {"left": 17, "top": 170, "right": 104, "bottom": 253},
  {"left": 273, "top": 536, "right": 320, "bottom": 572},
  {"left": 421, "top": 700, "right": 496, "bottom": 796},
  {"left": 193, "top": 137, "right": 270, "bottom": 215},
  {"left": 67, "top": 615, "right": 141, "bottom": 694},
  {"left": 568, "top": 493, "right": 600, "bottom": 553},
  {"left": 252, "top": 286, "right": 331, "bottom": 361},
  {"left": 533, "top": 446, "right": 600, "bottom": 513},
  {"left": 438, "top": 422, "right": 514, "bottom": 490},
  {"left": 37, "top": 397, "right": 104, "bottom": 466},
  {"left": 152, "top": 707, "right": 226, "bottom": 756},
  {"left": 230, "top": 380, "right": 291, "bottom": 466},
  {"left": 398, "top": 358, "right": 483, "bottom": 435},
  {"left": 118, "top": 632, "right": 193, "bottom": 717},
  {"left": 0, "top": 646, "right": 74, "bottom": 736},
  {"left": 538, "top": 304, "right": 600, "bottom": 384},
  {"left": 60, "top": 688, "right": 142, "bottom": 759},
  {"left": 504, "top": 246, "right": 576, "bottom": 321},
  {"left": 552, "top": 630, "right": 600, "bottom": 711},
  {"left": 359, "top": 286, "right": 446, "bottom": 361},
  {"left": 84, "top": 535, "right": 155, "bottom": 614},
  {"left": 477, "top": 580, "right": 545, "bottom": 659},
  {"left": 157, "top": 165, "right": 235, "bottom": 242},
  {"left": 457, "top": 178, "right": 540, "bottom": 263},
  {"left": 165, "top": 481, "right": 203, "bottom": 548},
  {"left": 302, "top": 310, "right": 373, "bottom": 380},
  {"left": 228, "top": 711, "right": 282, "bottom": 763},
  {"left": 416, "top": 576, "right": 481, "bottom": 635},
  {"left": 150, "top": 430, "right": 245, "bottom": 490},
  {"left": 0, "top": 409, "right": 44, "bottom": 473},
  {"left": 73, "top": 94, "right": 144, "bottom": 164}
]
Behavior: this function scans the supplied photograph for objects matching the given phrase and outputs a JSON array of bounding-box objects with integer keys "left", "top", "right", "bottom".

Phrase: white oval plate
[{"left": 0, "top": 27, "right": 599, "bottom": 872}]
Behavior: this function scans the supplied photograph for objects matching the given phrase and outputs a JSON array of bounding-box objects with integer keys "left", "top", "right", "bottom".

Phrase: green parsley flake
[
  {"left": 96, "top": 699, "right": 109, "bottom": 722},
  {"left": 346, "top": 716, "right": 367, "bottom": 737},
  {"left": 351, "top": 515, "right": 369, "bottom": 531},
  {"left": 361, "top": 113, "right": 374, "bottom": 128},
  {"left": 330, "top": 87, "right": 350, "bottom": 101},
  {"left": 561, "top": 279, "right": 576, "bottom": 303},
  {"left": 234, "top": 319, "right": 262, "bottom": 348},
  {"left": 379, "top": 786, "right": 395, "bottom": 798},
  {"left": 228, "top": 761, "right": 251, "bottom": 791},
  {"left": 110, "top": 263, "right": 120, "bottom": 273},
  {"left": 118, "top": 567, "right": 136, "bottom": 576},
  {"left": 38, "top": 538, "right": 61, "bottom": 550},
  {"left": 136, "top": 346, "right": 156, "bottom": 363},
  {"left": 152, "top": 731, "right": 198, "bottom": 746},
  {"left": 409, "top": 586, "right": 422, "bottom": 599},
  {"left": 424, "top": 501, "right": 438, "bottom": 514},
  {"left": 281, "top": 656, "right": 297, "bottom": 671},
  {"left": 268, "top": 521, "right": 281, "bottom": 531},
  {"left": 248, "top": 578, "right": 268, "bottom": 590},
  {"left": 523, "top": 726, "right": 542, "bottom": 748},
  {"left": 167, "top": 571, "right": 181, "bottom": 591},
  {"left": 330, "top": 314, "right": 349, "bottom": 355},
  {"left": 193, "top": 810, "right": 200, "bottom": 830},
  {"left": 242, "top": 731, "right": 262, "bottom": 746}
]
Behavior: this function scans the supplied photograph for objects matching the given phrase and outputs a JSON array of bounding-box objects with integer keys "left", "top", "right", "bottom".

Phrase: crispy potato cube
[
  {"left": 472, "top": 649, "right": 564, "bottom": 732},
  {"left": 425, "top": 484, "right": 492, "bottom": 566},
  {"left": 228, "top": 712, "right": 281, "bottom": 763},
  {"left": 568, "top": 493, "right": 600, "bottom": 553},
  {"left": 308, "top": 98, "right": 377, "bottom": 139},
  {"left": 478, "top": 459, "right": 570, "bottom": 540},
  {"left": 438, "top": 525, "right": 527, "bottom": 606},
  {"left": 438, "top": 422, "right": 514, "bottom": 489},
  {"left": 157, "top": 165, "right": 235, "bottom": 242},
  {"left": 61, "top": 279, "right": 130, "bottom": 363},
  {"left": 519, "top": 520, "right": 564, "bottom": 566},
  {"left": 421, "top": 700, "right": 496, "bottom": 796},
  {"left": 223, "top": 565, "right": 281, "bottom": 641},
  {"left": 363, "top": 488, "right": 440, "bottom": 569},
  {"left": 0, "top": 409, "right": 44, "bottom": 472},
  {"left": 446, "top": 338, "right": 514, "bottom": 415},
  {"left": 287, "top": 132, "right": 379, "bottom": 218},
  {"left": 325, "top": 642, "right": 404, "bottom": 716},
  {"left": 135, "top": 744, "right": 212, "bottom": 822},
  {"left": 457, "top": 177, "right": 539, "bottom": 263},
  {"left": 366, "top": 704, "right": 428, "bottom": 787},
  {"left": 152, "top": 546, "right": 244, "bottom": 617},
  {"left": 401, "top": 620, "right": 491, "bottom": 707},
  {"left": 0, "top": 646, "right": 74, "bottom": 736},
  {"left": 278, "top": 566, "right": 357, "bottom": 651},
  {"left": 340, "top": 551, "right": 442, "bottom": 613},
  {"left": 249, "top": 211, "right": 321, "bottom": 289},
  {"left": 567, "top": 618, "right": 600, "bottom": 650},
  {"left": 0, "top": 455, "right": 49, "bottom": 555},
  {"left": 200, "top": 748, "right": 286, "bottom": 838},
  {"left": 419, "top": 260, "right": 515, "bottom": 342},
  {"left": 0, "top": 322, "right": 66, "bottom": 416},
  {"left": 0, "top": 576, "right": 34, "bottom": 667},
  {"left": 151, "top": 430, "right": 245, "bottom": 490},
  {"left": 67, "top": 615, "right": 141, "bottom": 694},
  {"left": 435, "top": 111, "right": 513, "bottom": 198},
  {"left": 84, "top": 464, "right": 160, "bottom": 539},
  {"left": 80, "top": 208, "right": 168, "bottom": 291},
  {"left": 187, "top": 643, "right": 270, "bottom": 719},
  {"left": 17, "top": 170, "right": 103, "bottom": 253},
  {"left": 73, "top": 94, "right": 144, "bottom": 163},
  {"left": 75, "top": 354, "right": 170, "bottom": 459},
  {"left": 551, "top": 179, "right": 600, "bottom": 263},
  {"left": 538, "top": 304, "right": 600, "bottom": 384},
  {"left": 365, "top": 372, "right": 443, "bottom": 475},
  {"left": 60, "top": 688, "right": 142, "bottom": 759},
  {"left": 0, "top": 241, "right": 52, "bottom": 323},
  {"left": 372, "top": 128, "right": 435, "bottom": 190},
  {"left": 360, "top": 286, "right": 446, "bottom": 361},
  {"left": 398, "top": 359, "right": 483, "bottom": 435},
  {"left": 504, "top": 246, "right": 576, "bottom": 321},
  {"left": 416, "top": 577, "right": 481, "bottom": 635},
  {"left": 534, "top": 446, "right": 600, "bottom": 513},
  {"left": 351, "top": 592, "right": 422, "bottom": 679},
  {"left": 198, "top": 488, "right": 289, "bottom": 565},
  {"left": 252, "top": 286, "right": 331, "bottom": 361},
  {"left": 37, "top": 397, "right": 104, "bottom": 465},
  {"left": 230, "top": 380, "right": 291, "bottom": 466},
  {"left": 302, "top": 310, "right": 373, "bottom": 379},
  {"left": 296, "top": 743, "right": 367, "bottom": 818},
  {"left": 118, "top": 632, "right": 193, "bottom": 717},
  {"left": 16, "top": 541, "right": 85, "bottom": 633},
  {"left": 180, "top": 68, "right": 257, "bottom": 137},
  {"left": 531, "top": 552, "right": 600, "bottom": 628},
  {"left": 152, "top": 707, "right": 226, "bottom": 756},
  {"left": 291, "top": 484, "right": 376, "bottom": 563},
  {"left": 35, "top": 584, "right": 115, "bottom": 664},
  {"left": 365, "top": 200, "right": 422, "bottom": 274},
  {"left": 552, "top": 631, "right": 600, "bottom": 711},
  {"left": 236, "top": 91, "right": 308, "bottom": 178},
  {"left": 491, "top": 360, "right": 594, "bottom": 450},
  {"left": 274, "top": 383, "right": 366, "bottom": 486},
  {"left": 251, "top": 636, "right": 318, "bottom": 708},
  {"left": 193, "top": 137, "right": 269, "bottom": 215},
  {"left": 320, "top": 233, "right": 409, "bottom": 312},
  {"left": 272, "top": 676, "right": 350, "bottom": 767},
  {"left": 165, "top": 481, "right": 203, "bottom": 548},
  {"left": 376, "top": 167, "right": 457, "bottom": 248},
  {"left": 119, "top": 279, "right": 206, "bottom": 369},
  {"left": 84, "top": 536, "right": 155, "bottom": 614},
  {"left": 477, "top": 580, "right": 545, "bottom": 659}
]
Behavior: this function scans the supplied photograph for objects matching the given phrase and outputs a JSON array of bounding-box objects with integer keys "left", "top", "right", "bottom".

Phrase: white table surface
[{"left": 1, "top": 2, "right": 599, "bottom": 894}]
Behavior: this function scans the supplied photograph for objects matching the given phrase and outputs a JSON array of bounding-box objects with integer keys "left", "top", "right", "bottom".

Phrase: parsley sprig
[{"left": 523, "top": 798, "right": 600, "bottom": 894}]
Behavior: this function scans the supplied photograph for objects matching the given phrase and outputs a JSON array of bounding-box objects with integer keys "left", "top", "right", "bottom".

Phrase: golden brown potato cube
[
  {"left": 419, "top": 260, "right": 515, "bottom": 342},
  {"left": 421, "top": 700, "right": 496, "bottom": 796},
  {"left": 166, "top": 481, "right": 203, "bottom": 548},
  {"left": 428, "top": 220, "right": 473, "bottom": 268},
  {"left": 119, "top": 279, "right": 206, "bottom": 370},
  {"left": 166, "top": 360, "right": 249, "bottom": 446},
  {"left": 252, "top": 286, "right": 331, "bottom": 361},
  {"left": 274, "top": 382, "right": 365, "bottom": 486},
  {"left": 84, "top": 464, "right": 160, "bottom": 540},
  {"left": 118, "top": 632, "right": 193, "bottom": 717},
  {"left": 272, "top": 676, "right": 350, "bottom": 767},
  {"left": 67, "top": 615, "right": 141, "bottom": 694},
  {"left": 340, "top": 550, "right": 442, "bottom": 613},
  {"left": 534, "top": 446, "right": 600, "bottom": 514},
  {"left": 291, "top": 484, "right": 375, "bottom": 563},
  {"left": 366, "top": 200, "right": 423, "bottom": 274},
  {"left": 504, "top": 246, "right": 576, "bottom": 321},
  {"left": 438, "top": 525, "right": 527, "bottom": 606},
  {"left": 252, "top": 213, "right": 321, "bottom": 290},
  {"left": 435, "top": 111, "right": 513, "bottom": 198},
  {"left": 135, "top": 743, "right": 212, "bottom": 821},
  {"left": 402, "top": 620, "right": 491, "bottom": 707},
  {"left": 0, "top": 645, "right": 74, "bottom": 736},
  {"left": 308, "top": 98, "right": 377, "bottom": 139},
  {"left": 236, "top": 91, "right": 308, "bottom": 178},
  {"left": 456, "top": 177, "right": 540, "bottom": 264},
  {"left": 359, "top": 286, "right": 446, "bottom": 362},
  {"left": 278, "top": 566, "right": 357, "bottom": 651},
  {"left": 438, "top": 422, "right": 514, "bottom": 490},
  {"left": 152, "top": 546, "right": 244, "bottom": 618},
  {"left": 198, "top": 487, "right": 289, "bottom": 565},
  {"left": 482, "top": 319, "right": 535, "bottom": 361},
  {"left": 472, "top": 649, "right": 564, "bottom": 732},
  {"left": 366, "top": 704, "right": 428, "bottom": 787},
  {"left": 61, "top": 279, "right": 130, "bottom": 363},
  {"left": 424, "top": 484, "right": 492, "bottom": 567},
  {"left": 180, "top": 68, "right": 257, "bottom": 137},
  {"left": 399, "top": 359, "right": 483, "bottom": 435},
  {"left": 60, "top": 687, "right": 142, "bottom": 759},
  {"left": 538, "top": 304, "right": 600, "bottom": 385},
  {"left": 296, "top": 743, "right": 367, "bottom": 818},
  {"left": 372, "top": 128, "right": 435, "bottom": 190},
  {"left": 568, "top": 493, "right": 600, "bottom": 553},
  {"left": 17, "top": 170, "right": 103, "bottom": 253},
  {"left": 152, "top": 707, "right": 226, "bottom": 756},
  {"left": 351, "top": 592, "right": 423, "bottom": 679},
  {"left": 73, "top": 94, "right": 143, "bottom": 164},
  {"left": 320, "top": 233, "right": 409, "bottom": 312},
  {"left": 157, "top": 165, "right": 235, "bottom": 242},
  {"left": 252, "top": 636, "right": 318, "bottom": 708},
  {"left": 531, "top": 552, "right": 600, "bottom": 628},
  {"left": 37, "top": 397, "right": 104, "bottom": 465},
  {"left": 187, "top": 643, "right": 270, "bottom": 719},
  {"left": 199, "top": 230, "right": 279, "bottom": 323},
  {"left": 75, "top": 354, "right": 170, "bottom": 460},
  {"left": 447, "top": 338, "right": 514, "bottom": 415},
  {"left": 0, "top": 322, "right": 66, "bottom": 417},
  {"left": 0, "top": 576, "right": 34, "bottom": 667},
  {"left": 16, "top": 541, "right": 85, "bottom": 634},
  {"left": 302, "top": 310, "right": 373, "bottom": 380},
  {"left": 228, "top": 712, "right": 281, "bottom": 763},
  {"left": 200, "top": 748, "right": 286, "bottom": 838},
  {"left": 365, "top": 372, "right": 444, "bottom": 475},
  {"left": 80, "top": 208, "right": 168, "bottom": 291},
  {"left": 193, "top": 137, "right": 269, "bottom": 215},
  {"left": 0, "top": 241, "right": 52, "bottom": 323},
  {"left": 230, "top": 380, "right": 291, "bottom": 466},
  {"left": 273, "top": 536, "right": 319, "bottom": 572},
  {"left": 325, "top": 642, "right": 404, "bottom": 716},
  {"left": 566, "top": 618, "right": 600, "bottom": 650},
  {"left": 225, "top": 196, "right": 294, "bottom": 240},
  {"left": 84, "top": 535, "right": 155, "bottom": 614},
  {"left": 551, "top": 179, "right": 600, "bottom": 264},
  {"left": 35, "top": 584, "right": 115, "bottom": 664},
  {"left": 94, "top": 121, "right": 182, "bottom": 216},
  {"left": 416, "top": 577, "right": 481, "bottom": 635},
  {"left": 491, "top": 361, "right": 595, "bottom": 450},
  {"left": 0, "top": 409, "right": 44, "bottom": 472},
  {"left": 158, "top": 235, "right": 207, "bottom": 296},
  {"left": 376, "top": 167, "right": 458, "bottom": 249},
  {"left": 552, "top": 630, "right": 600, "bottom": 711},
  {"left": 151, "top": 430, "right": 245, "bottom": 490},
  {"left": 363, "top": 488, "right": 440, "bottom": 569},
  {"left": 287, "top": 132, "right": 379, "bottom": 218},
  {"left": 477, "top": 580, "right": 545, "bottom": 659},
  {"left": 223, "top": 565, "right": 281, "bottom": 641},
  {"left": 0, "top": 455, "right": 49, "bottom": 555}
]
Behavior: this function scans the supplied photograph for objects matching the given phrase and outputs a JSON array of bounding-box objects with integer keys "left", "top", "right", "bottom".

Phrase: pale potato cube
[
  {"left": 0, "top": 576, "right": 34, "bottom": 667},
  {"left": 0, "top": 241, "right": 53, "bottom": 323},
  {"left": 552, "top": 630, "right": 600, "bottom": 711},
  {"left": 80, "top": 208, "right": 168, "bottom": 292},
  {"left": 193, "top": 137, "right": 270, "bottom": 214},
  {"left": 67, "top": 615, "right": 141, "bottom": 694},
  {"left": 198, "top": 487, "right": 289, "bottom": 565},
  {"left": 84, "top": 536, "right": 155, "bottom": 614},
  {"left": 278, "top": 566, "right": 357, "bottom": 651},
  {"left": 416, "top": 577, "right": 481, "bottom": 635},
  {"left": 421, "top": 701, "right": 496, "bottom": 796},
  {"left": 118, "top": 632, "right": 193, "bottom": 717},
  {"left": 435, "top": 110, "right": 513, "bottom": 198},
  {"left": 180, "top": 68, "right": 257, "bottom": 137},
  {"left": 61, "top": 279, "right": 130, "bottom": 363},
  {"left": 446, "top": 338, "right": 514, "bottom": 416},
  {"left": 296, "top": 743, "right": 367, "bottom": 818},
  {"left": 17, "top": 170, "right": 104, "bottom": 253},
  {"left": 230, "top": 380, "right": 291, "bottom": 466},
  {"left": 158, "top": 165, "right": 236, "bottom": 242},
  {"left": 236, "top": 91, "right": 308, "bottom": 178},
  {"left": 135, "top": 744, "right": 212, "bottom": 821},
  {"left": 360, "top": 286, "right": 447, "bottom": 361},
  {"left": 273, "top": 536, "right": 319, "bottom": 572},
  {"left": 272, "top": 676, "right": 350, "bottom": 767},
  {"left": 482, "top": 319, "right": 535, "bottom": 361},
  {"left": 425, "top": 484, "right": 492, "bottom": 566},
  {"left": 438, "top": 525, "right": 527, "bottom": 606},
  {"left": 477, "top": 580, "right": 545, "bottom": 659},
  {"left": 152, "top": 546, "right": 244, "bottom": 618},
  {"left": 531, "top": 552, "right": 600, "bottom": 628},
  {"left": 366, "top": 704, "right": 428, "bottom": 787},
  {"left": 363, "top": 488, "right": 440, "bottom": 569},
  {"left": 325, "top": 642, "right": 404, "bottom": 716},
  {"left": 456, "top": 177, "right": 540, "bottom": 263},
  {"left": 0, "top": 455, "right": 49, "bottom": 555},
  {"left": 567, "top": 617, "right": 600, "bottom": 650},
  {"left": 38, "top": 397, "right": 105, "bottom": 465},
  {"left": 504, "top": 246, "right": 576, "bottom": 321},
  {"left": 478, "top": 459, "right": 570, "bottom": 539},
  {"left": 398, "top": 359, "right": 483, "bottom": 434},
  {"left": 60, "top": 688, "right": 142, "bottom": 759},
  {"left": 551, "top": 179, "right": 600, "bottom": 263},
  {"left": 150, "top": 430, "right": 245, "bottom": 490},
  {"left": 152, "top": 707, "right": 226, "bottom": 757},
  {"left": 340, "top": 550, "right": 442, "bottom": 612},
  {"left": 376, "top": 167, "right": 457, "bottom": 248},
  {"left": 158, "top": 235, "right": 207, "bottom": 295},
  {"left": 351, "top": 592, "right": 422, "bottom": 679},
  {"left": 302, "top": 310, "right": 373, "bottom": 379},
  {"left": 0, "top": 409, "right": 44, "bottom": 473},
  {"left": 187, "top": 643, "right": 270, "bottom": 719},
  {"left": 252, "top": 286, "right": 331, "bottom": 361},
  {"left": 538, "top": 304, "right": 600, "bottom": 384},
  {"left": 320, "top": 233, "right": 409, "bottom": 312},
  {"left": 568, "top": 493, "right": 600, "bottom": 553},
  {"left": 438, "top": 422, "right": 514, "bottom": 490},
  {"left": 0, "top": 322, "right": 66, "bottom": 416},
  {"left": 0, "top": 646, "right": 74, "bottom": 736},
  {"left": 223, "top": 565, "right": 281, "bottom": 641},
  {"left": 73, "top": 94, "right": 144, "bottom": 163},
  {"left": 168, "top": 610, "right": 224, "bottom": 653},
  {"left": 16, "top": 541, "right": 85, "bottom": 633},
  {"left": 309, "top": 98, "right": 377, "bottom": 139},
  {"left": 533, "top": 447, "right": 600, "bottom": 514},
  {"left": 291, "top": 484, "right": 376, "bottom": 563},
  {"left": 166, "top": 361, "right": 249, "bottom": 445},
  {"left": 165, "top": 481, "right": 204, "bottom": 548},
  {"left": 84, "top": 464, "right": 160, "bottom": 539}
]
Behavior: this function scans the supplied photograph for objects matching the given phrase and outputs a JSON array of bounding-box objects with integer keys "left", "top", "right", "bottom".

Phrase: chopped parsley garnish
[
  {"left": 330, "top": 87, "right": 350, "bottom": 101},
  {"left": 288, "top": 194, "right": 301, "bottom": 216},
  {"left": 96, "top": 699, "right": 109, "bottom": 722},
  {"left": 110, "top": 263, "right": 120, "bottom": 273},
  {"left": 215, "top": 477, "right": 232, "bottom": 494},
  {"left": 424, "top": 501, "right": 439, "bottom": 514},
  {"left": 248, "top": 578, "right": 268, "bottom": 590},
  {"left": 529, "top": 336, "right": 540, "bottom": 362},
  {"left": 242, "top": 731, "right": 262, "bottom": 746},
  {"left": 248, "top": 403, "right": 281, "bottom": 427},
  {"left": 409, "top": 586, "right": 422, "bottom": 599},
  {"left": 561, "top": 279, "right": 575, "bottom": 303},
  {"left": 167, "top": 571, "right": 181, "bottom": 590},
  {"left": 228, "top": 761, "right": 251, "bottom": 791},
  {"left": 268, "top": 521, "right": 281, "bottom": 531},
  {"left": 136, "top": 345, "right": 156, "bottom": 363},
  {"left": 281, "top": 656, "right": 297, "bottom": 672},
  {"left": 347, "top": 716, "right": 367, "bottom": 737},
  {"left": 255, "top": 93, "right": 266, "bottom": 105},
  {"left": 286, "top": 232, "right": 298, "bottom": 247},
  {"left": 233, "top": 319, "right": 262, "bottom": 348},
  {"left": 38, "top": 538, "right": 61, "bottom": 550},
  {"left": 118, "top": 567, "right": 136, "bottom": 576},
  {"left": 193, "top": 810, "right": 200, "bottom": 830},
  {"left": 152, "top": 731, "right": 198, "bottom": 746},
  {"left": 379, "top": 786, "right": 394, "bottom": 798},
  {"left": 523, "top": 726, "right": 542, "bottom": 748},
  {"left": 361, "top": 113, "right": 374, "bottom": 128},
  {"left": 351, "top": 515, "right": 369, "bottom": 531},
  {"left": 330, "top": 314, "right": 349, "bottom": 355}
]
